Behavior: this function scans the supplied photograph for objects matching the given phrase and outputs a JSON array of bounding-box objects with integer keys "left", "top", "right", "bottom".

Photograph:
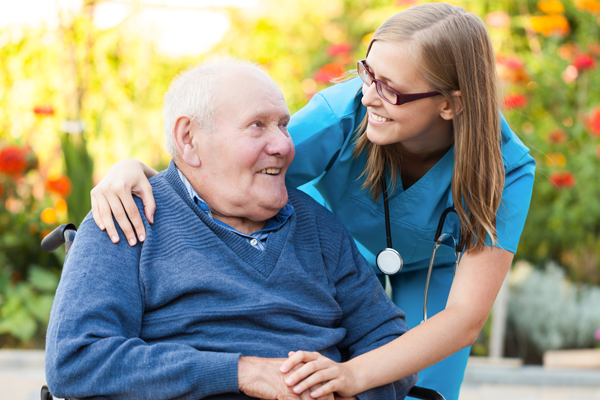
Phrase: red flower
[
  {"left": 314, "top": 63, "right": 345, "bottom": 83},
  {"left": 503, "top": 93, "right": 528, "bottom": 110},
  {"left": 549, "top": 171, "right": 575, "bottom": 189},
  {"left": 547, "top": 129, "right": 567, "bottom": 144},
  {"left": 327, "top": 42, "right": 352, "bottom": 57},
  {"left": 33, "top": 105, "right": 55, "bottom": 116},
  {"left": 0, "top": 146, "right": 27, "bottom": 176},
  {"left": 0, "top": 181, "right": 3, "bottom": 197},
  {"left": 587, "top": 107, "right": 600, "bottom": 136},
  {"left": 46, "top": 175, "right": 72, "bottom": 198},
  {"left": 572, "top": 53, "right": 596, "bottom": 71}
]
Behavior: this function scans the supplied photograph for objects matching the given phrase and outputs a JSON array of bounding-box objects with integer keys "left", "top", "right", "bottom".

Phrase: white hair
[{"left": 163, "top": 57, "right": 263, "bottom": 157}]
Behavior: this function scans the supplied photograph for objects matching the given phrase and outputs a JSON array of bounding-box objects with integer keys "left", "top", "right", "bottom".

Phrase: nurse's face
[{"left": 361, "top": 41, "right": 454, "bottom": 152}]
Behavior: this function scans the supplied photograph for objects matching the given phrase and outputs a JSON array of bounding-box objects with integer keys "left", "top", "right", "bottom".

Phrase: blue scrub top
[{"left": 286, "top": 77, "right": 536, "bottom": 273}]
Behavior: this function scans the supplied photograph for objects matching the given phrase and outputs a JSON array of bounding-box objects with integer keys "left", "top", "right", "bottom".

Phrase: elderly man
[{"left": 45, "top": 59, "right": 416, "bottom": 400}]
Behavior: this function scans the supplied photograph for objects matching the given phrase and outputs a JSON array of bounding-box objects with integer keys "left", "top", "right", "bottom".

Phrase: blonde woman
[{"left": 89, "top": 3, "right": 535, "bottom": 399}]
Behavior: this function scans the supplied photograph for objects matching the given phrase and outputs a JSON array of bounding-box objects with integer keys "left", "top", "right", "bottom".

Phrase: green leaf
[
  {"left": 28, "top": 266, "right": 59, "bottom": 292},
  {"left": 0, "top": 307, "right": 37, "bottom": 342}
]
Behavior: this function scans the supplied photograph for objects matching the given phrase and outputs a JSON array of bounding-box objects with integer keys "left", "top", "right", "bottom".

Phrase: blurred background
[{"left": 0, "top": 0, "right": 599, "bottom": 382}]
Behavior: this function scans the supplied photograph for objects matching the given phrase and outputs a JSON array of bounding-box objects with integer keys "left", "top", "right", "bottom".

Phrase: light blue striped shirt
[{"left": 177, "top": 169, "right": 293, "bottom": 251}]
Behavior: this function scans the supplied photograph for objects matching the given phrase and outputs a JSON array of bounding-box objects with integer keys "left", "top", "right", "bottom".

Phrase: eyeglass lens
[{"left": 357, "top": 62, "right": 397, "bottom": 104}]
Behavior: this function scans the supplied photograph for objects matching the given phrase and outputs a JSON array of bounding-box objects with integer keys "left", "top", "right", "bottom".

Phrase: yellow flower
[
  {"left": 362, "top": 32, "right": 374, "bottom": 47},
  {"left": 538, "top": 0, "right": 565, "bottom": 14},
  {"left": 545, "top": 152, "right": 567, "bottom": 167},
  {"left": 531, "top": 15, "right": 570, "bottom": 37},
  {"left": 41, "top": 208, "right": 57, "bottom": 224},
  {"left": 574, "top": 0, "right": 600, "bottom": 13},
  {"left": 55, "top": 198, "right": 68, "bottom": 214}
]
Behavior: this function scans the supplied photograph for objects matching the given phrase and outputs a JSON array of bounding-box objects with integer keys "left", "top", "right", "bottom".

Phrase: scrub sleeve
[{"left": 286, "top": 78, "right": 536, "bottom": 400}]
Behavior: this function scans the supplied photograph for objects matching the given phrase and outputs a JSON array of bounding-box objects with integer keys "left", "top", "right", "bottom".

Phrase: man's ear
[
  {"left": 440, "top": 91, "right": 463, "bottom": 121},
  {"left": 173, "top": 116, "right": 201, "bottom": 167}
]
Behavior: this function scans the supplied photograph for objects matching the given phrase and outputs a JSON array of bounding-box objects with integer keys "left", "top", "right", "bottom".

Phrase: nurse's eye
[{"left": 383, "top": 85, "right": 397, "bottom": 96}]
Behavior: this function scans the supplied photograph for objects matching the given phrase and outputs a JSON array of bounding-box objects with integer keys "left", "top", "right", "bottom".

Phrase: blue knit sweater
[{"left": 46, "top": 162, "right": 417, "bottom": 400}]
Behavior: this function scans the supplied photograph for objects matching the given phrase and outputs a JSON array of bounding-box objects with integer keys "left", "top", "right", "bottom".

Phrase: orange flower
[
  {"left": 40, "top": 208, "right": 57, "bottom": 224},
  {"left": 597, "top": 144, "right": 600, "bottom": 158},
  {"left": 314, "top": 63, "right": 345, "bottom": 83},
  {"left": 0, "top": 181, "right": 3, "bottom": 197},
  {"left": 574, "top": 0, "right": 600, "bottom": 13},
  {"left": 33, "top": 105, "right": 55, "bottom": 116},
  {"left": 549, "top": 171, "right": 575, "bottom": 189},
  {"left": 486, "top": 11, "right": 511, "bottom": 29},
  {"left": 531, "top": 15, "right": 570, "bottom": 37},
  {"left": 46, "top": 175, "right": 72, "bottom": 198},
  {"left": 538, "top": 0, "right": 565, "bottom": 14},
  {"left": 327, "top": 43, "right": 352, "bottom": 57},
  {"left": 547, "top": 129, "right": 567, "bottom": 144},
  {"left": 572, "top": 53, "right": 596, "bottom": 70},
  {"left": 40, "top": 228, "right": 52, "bottom": 240},
  {"left": 503, "top": 93, "right": 528, "bottom": 109},
  {"left": 559, "top": 43, "right": 578, "bottom": 60},
  {"left": 587, "top": 107, "right": 600, "bottom": 136},
  {"left": 0, "top": 146, "right": 27, "bottom": 176}
]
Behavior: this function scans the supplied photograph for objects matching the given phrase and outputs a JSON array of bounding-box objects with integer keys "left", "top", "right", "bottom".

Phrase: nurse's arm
[
  {"left": 281, "top": 246, "right": 513, "bottom": 398},
  {"left": 90, "top": 159, "right": 157, "bottom": 246}
]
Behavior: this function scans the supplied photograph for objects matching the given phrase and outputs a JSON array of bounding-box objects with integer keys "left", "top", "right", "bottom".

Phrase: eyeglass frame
[{"left": 357, "top": 60, "right": 441, "bottom": 106}]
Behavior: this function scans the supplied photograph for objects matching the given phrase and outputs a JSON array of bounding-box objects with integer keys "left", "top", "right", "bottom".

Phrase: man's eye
[{"left": 251, "top": 122, "right": 261, "bottom": 128}]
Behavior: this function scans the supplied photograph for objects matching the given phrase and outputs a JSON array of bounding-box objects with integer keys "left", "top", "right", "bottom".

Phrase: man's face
[{"left": 192, "top": 67, "right": 294, "bottom": 222}]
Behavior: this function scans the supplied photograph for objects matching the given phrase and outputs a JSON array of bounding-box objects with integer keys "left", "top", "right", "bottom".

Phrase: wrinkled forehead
[{"left": 214, "top": 67, "right": 289, "bottom": 121}]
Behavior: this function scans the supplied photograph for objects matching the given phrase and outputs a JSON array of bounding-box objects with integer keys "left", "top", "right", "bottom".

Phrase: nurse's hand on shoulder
[{"left": 90, "top": 158, "right": 157, "bottom": 246}]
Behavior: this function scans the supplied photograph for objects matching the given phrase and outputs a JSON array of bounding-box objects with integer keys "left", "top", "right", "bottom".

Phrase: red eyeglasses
[{"left": 357, "top": 60, "right": 440, "bottom": 105}]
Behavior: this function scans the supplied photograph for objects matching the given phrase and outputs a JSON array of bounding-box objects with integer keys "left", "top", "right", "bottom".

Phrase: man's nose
[
  {"left": 361, "top": 82, "right": 382, "bottom": 107},
  {"left": 265, "top": 127, "right": 292, "bottom": 157}
]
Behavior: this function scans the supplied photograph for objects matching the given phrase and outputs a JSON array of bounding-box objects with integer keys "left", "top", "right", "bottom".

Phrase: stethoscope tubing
[{"left": 376, "top": 176, "right": 462, "bottom": 322}]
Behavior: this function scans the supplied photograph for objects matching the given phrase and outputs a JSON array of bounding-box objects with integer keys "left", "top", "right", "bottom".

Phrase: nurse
[{"left": 88, "top": 3, "right": 535, "bottom": 399}]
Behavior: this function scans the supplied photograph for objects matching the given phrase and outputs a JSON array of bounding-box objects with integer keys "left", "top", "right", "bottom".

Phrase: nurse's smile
[{"left": 369, "top": 111, "right": 394, "bottom": 125}]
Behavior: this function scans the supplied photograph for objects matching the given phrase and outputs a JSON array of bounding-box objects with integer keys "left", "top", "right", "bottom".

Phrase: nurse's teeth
[
  {"left": 372, "top": 113, "right": 391, "bottom": 122},
  {"left": 261, "top": 168, "right": 280, "bottom": 175}
]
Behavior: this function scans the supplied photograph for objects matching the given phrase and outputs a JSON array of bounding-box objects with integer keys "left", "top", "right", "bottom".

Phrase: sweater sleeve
[
  {"left": 332, "top": 228, "right": 418, "bottom": 399},
  {"left": 45, "top": 214, "right": 240, "bottom": 400}
]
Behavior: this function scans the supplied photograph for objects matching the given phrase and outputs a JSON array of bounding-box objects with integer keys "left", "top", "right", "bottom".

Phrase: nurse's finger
[
  {"left": 105, "top": 192, "right": 136, "bottom": 245},
  {"left": 281, "top": 350, "right": 320, "bottom": 374},
  {"left": 92, "top": 191, "right": 120, "bottom": 243}
]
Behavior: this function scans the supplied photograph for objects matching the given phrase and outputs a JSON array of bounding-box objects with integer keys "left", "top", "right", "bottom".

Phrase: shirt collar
[{"left": 176, "top": 168, "right": 293, "bottom": 234}]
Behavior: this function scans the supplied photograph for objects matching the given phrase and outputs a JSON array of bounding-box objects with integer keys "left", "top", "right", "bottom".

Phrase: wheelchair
[{"left": 40, "top": 224, "right": 445, "bottom": 400}]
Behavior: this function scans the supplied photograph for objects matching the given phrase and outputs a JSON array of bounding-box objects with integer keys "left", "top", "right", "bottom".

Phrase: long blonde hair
[{"left": 354, "top": 3, "right": 504, "bottom": 253}]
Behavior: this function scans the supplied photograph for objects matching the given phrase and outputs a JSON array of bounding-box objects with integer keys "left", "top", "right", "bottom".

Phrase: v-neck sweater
[{"left": 45, "top": 161, "right": 415, "bottom": 400}]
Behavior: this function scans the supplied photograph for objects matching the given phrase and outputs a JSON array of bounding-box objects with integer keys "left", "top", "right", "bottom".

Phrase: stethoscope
[{"left": 376, "top": 176, "right": 463, "bottom": 322}]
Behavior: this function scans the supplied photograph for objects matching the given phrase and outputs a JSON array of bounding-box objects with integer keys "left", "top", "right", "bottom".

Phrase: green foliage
[{"left": 496, "top": 0, "right": 600, "bottom": 284}]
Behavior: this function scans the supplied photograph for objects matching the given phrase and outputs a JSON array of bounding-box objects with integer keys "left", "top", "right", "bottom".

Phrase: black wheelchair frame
[{"left": 40, "top": 223, "right": 445, "bottom": 400}]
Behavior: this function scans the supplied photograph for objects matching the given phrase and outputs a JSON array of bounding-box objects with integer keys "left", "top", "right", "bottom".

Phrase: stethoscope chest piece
[{"left": 376, "top": 248, "right": 403, "bottom": 275}]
